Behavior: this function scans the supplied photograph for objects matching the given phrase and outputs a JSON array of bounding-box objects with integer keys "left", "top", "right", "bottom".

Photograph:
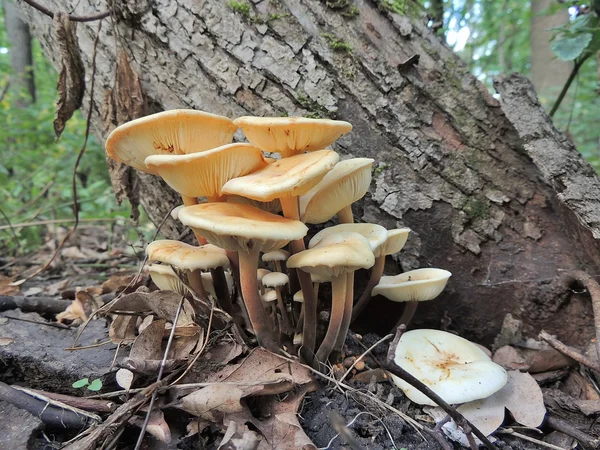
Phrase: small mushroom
[
  {"left": 233, "top": 116, "right": 352, "bottom": 158},
  {"left": 391, "top": 329, "right": 507, "bottom": 406},
  {"left": 262, "top": 249, "right": 290, "bottom": 274},
  {"left": 262, "top": 272, "right": 291, "bottom": 333},
  {"left": 146, "top": 264, "right": 188, "bottom": 296},
  {"left": 372, "top": 268, "right": 451, "bottom": 330}
]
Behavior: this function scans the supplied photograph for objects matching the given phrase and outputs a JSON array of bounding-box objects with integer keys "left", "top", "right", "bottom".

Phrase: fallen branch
[
  {"left": 546, "top": 413, "right": 600, "bottom": 449},
  {"left": 12, "top": 386, "right": 116, "bottom": 413},
  {"left": 0, "top": 295, "right": 72, "bottom": 314},
  {"left": 385, "top": 326, "right": 496, "bottom": 450},
  {"left": 539, "top": 330, "right": 600, "bottom": 373}
]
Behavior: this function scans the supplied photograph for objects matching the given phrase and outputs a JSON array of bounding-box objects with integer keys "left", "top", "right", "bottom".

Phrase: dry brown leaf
[
  {"left": 44, "top": 279, "right": 70, "bottom": 296},
  {"left": 218, "top": 420, "right": 260, "bottom": 450},
  {"left": 106, "top": 291, "right": 195, "bottom": 327},
  {"left": 101, "top": 274, "right": 140, "bottom": 294},
  {"left": 498, "top": 371, "right": 546, "bottom": 427},
  {"left": 56, "top": 298, "right": 87, "bottom": 324},
  {"left": 493, "top": 345, "right": 573, "bottom": 373},
  {"left": 52, "top": 13, "right": 85, "bottom": 139},
  {"left": 0, "top": 338, "right": 15, "bottom": 346},
  {"left": 0, "top": 275, "right": 19, "bottom": 296},
  {"left": 131, "top": 409, "right": 171, "bottom": 443},
  {"left": 167, "top": 325, "right": 203, "bottom": 361},
  {"left": 129, "top": 319, "right": 166, "bottom": 362},
  {"left": 109, "top": 315, "right": 138, "bottom": 344},
  {"left": 116, "top": 368, "right": 134, "bottom": 390},
  {"left": 179, "top": 384, "right": 247, "bottom": 421},
  {"left": 61, "top": 246, "right": 87, "bottom": 260}
]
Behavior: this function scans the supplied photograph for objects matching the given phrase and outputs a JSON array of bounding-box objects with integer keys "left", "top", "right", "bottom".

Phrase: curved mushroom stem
[
  {"left": 315, "top": 272, "right": 348, "bottom": 364},
  {"left": 351, "top": 255, "right": 385, "bottom": 323},
  {"left": 280, "top": 196, "right": 317, "bottom": 364},
  {"left": 275, "top": 287, "right": 292, "bottom": 334},
  {"left": 331, "top": 271, "right": 355, "bottom": 361},
  {"left": 392, "top": 301, "right": 419, "bottom": 332},
  {"left": 210, "top": 267, "right": 233, "bottom": 315},
  {"left": 181, "top": 195, "right": 208, "bottom": 245},
  {"left": 238, "top": 249, "right": 280, "bottom": 351},
  {"left": 336, "top": 205, "right": 354, "bottom": 224}
]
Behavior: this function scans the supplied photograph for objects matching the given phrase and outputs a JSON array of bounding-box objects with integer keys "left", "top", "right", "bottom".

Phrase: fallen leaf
[
  {"left": 44, "top": 279, "right": 70, "bottom": 296},
  {"left": 218, "top": 420, "right": 260, "bottom": 450},
  {"left": 61, "top": 246, "right": 88, "bottom": 260},
  {"left": 179, "top": 384, "right": 247, "bottom": 421},
  {"left": 129, "top": 319, "right": 166, "bottom": 362},
  {"left": 497, "top": 371, "right": 546, "bottom": 427},
  {"left": 109, "top": 315, "right": 138, "bottom": 344},
  {"left": 116, "top": 368, "right": 134, "bottom": 390},
  {"left": 57, "top": 298, "right": 88, "bottom": 323},
  {"left": 131, "top": 410, "right": 171, "bottom": 443},
  {"left": 0, "top": 275, "right": 19, "bottom": 296},
  {"left": 101, "top": 274, "right": 140, "bottom": 294},
  {"left": 105, "top": 291, "right": 195, "bottom": 327},
  {"left": 0, "top": 338, "right": 14, "bottom": 346},
  {"left": 493, "top": 345, "right": 573, "bottom": 373}
]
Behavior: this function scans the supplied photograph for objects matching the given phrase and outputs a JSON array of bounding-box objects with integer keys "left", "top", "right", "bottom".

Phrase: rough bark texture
[
  {"left": 16, "top": 0, "right": 600, "bottom": 345},
  {"left": 4, "top": 0, "right": 36, "bottom": 105}
]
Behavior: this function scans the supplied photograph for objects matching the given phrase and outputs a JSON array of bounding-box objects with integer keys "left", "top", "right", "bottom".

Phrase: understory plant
[{"left": 105, "top": 110, "right": 451, "bottom": 368}]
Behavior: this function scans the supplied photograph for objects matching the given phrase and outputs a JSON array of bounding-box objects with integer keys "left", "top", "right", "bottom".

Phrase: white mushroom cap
[
  {"left": 106, "top": 109, "right": 238, "bottom": 174},
  {"left": 233, "top": 116, "right": 352, "bottom": 158},
  {"left": 287, "top": 232, "right": 375, "bottom": 279},
  {"left": 171, "top": 205, "right": 185, "bottom": 221},
  {"left": 299, "top": 158, "right": 374, "bottom": 224},
  {"left": 391, "top": 329, "right": 508, "bottom": 406},
  {"left": 379, "top": 228, "right": 411, "bottom": 256},
  {"left": 262, "top": 249, "right": 290, "bottom": 263},
  {"left": 200, "top": 272, "right": 235, "bottom": 300},
  {"left": 261, "top": 272, "right": 289, "bottom": 288},
  {"left": 221, "top": 150, "right": 340, "bottom": 201},
  {"left": 145, "top": 143, "right": 267, "bottom": 198},
  {"left": 146, "top": 264, "right": 188, "bottom": 295},
  {"left": 256, "top": 268, "right": 272, "bottom": 283},
  {"left": 261, "top": 289, "right": 278, "bottom": 303},
  {"left": 146, "top": 240, "right": 230, "bottom": 271},
  {"left": 311, "top": 272, "right": 331, "bottom": 283},
  {"left": 293, "top": 333, "right": 303, "bottom": 346},
  {"left": 293, "top": 290, "right": 304, "bottom": 303},
  {"left": 178, "top": 203, "right": 308, "bottom": 254},
  {"left": 309, "top": 223, "right": 387, "bottom": 255},
  {"left": 372, "top": 268, "right": 451, "bottom": 302}
]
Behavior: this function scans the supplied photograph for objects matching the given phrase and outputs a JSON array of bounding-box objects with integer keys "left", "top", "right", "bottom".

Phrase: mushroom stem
[
  {"left": 181, "top": 196, "right": 208, "bottom": 245},
  {"left": 331, "top": 272, "right": 355, "bottom": 359},
  {"left": 186, "top": 269, "right": 211, "bottom": 316},
  {"left": 315, "top": 272, "right": 348, "bottom": 364},
  {"left": 210, "top": 267, "right": 233, "bottom": 315},
  {"left": 351, "top": 255, "right": 385, "bottom": 322},
  {"left": 280, "top": 196, "right": 317, "bottom": 363},
  {"left": 336, "top": 205, "right": 354, "bottom": 224},
  {"left": 393, "top": 301, "right": 419, "bottom": 331},
  {"left": 238, "top": 250, "right": 280, "bottom": 351},
  {"left": 275, "top": 288, "right": 292, "bottom": 334}
]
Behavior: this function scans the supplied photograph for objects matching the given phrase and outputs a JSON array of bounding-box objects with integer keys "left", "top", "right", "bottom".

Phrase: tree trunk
[
  {"left": 530, "top": 0, "right": 571, "bottom": 104},
  {"left": 16, "top": 0, "right": 600, "bottom": 346},
  {"left": 4, "top": 0, "right": 36, "bottom": 105}
]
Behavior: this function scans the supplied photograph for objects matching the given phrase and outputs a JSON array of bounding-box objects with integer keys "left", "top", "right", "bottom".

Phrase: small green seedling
[{"left": 72, "top": 377, "right": 103, "bottom": 391}]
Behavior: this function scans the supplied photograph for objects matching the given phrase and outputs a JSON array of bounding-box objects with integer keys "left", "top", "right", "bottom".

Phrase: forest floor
[{"left": 0, "top": 225, "right": 598, "bottom": 450}]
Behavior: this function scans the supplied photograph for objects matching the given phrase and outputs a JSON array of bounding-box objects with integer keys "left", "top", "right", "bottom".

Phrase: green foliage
[
  {"left": 0, "top": 12, "right": 128, "bottom": 254},
  {"left": 551, "top": 13, "right": 600, "bottom": 60},
  {"left": 227, "top": 1, "right": 251, "bottom": 18},
  {"left": 72, "top": 377, "right": 103, "bottom": 391},
  {"left": 72, "top": 378, "right": 89, "bottom": 388},
  {"left": 322, "top": 32, "right": 353, "bottom": 53}
]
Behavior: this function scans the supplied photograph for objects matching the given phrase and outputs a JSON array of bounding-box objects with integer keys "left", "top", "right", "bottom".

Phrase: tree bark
[
  {"left": 4, "top": 0, "right": 36, "bottom": 105},
  {"left": 15, "top": 0, "right": 600, "bottom": 346}
]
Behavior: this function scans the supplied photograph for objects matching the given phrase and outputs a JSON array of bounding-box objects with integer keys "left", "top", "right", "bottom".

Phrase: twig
[
  {"left": 0, "top": 217, "right": 118, "bottom": 231},
  {"left": 496, "top": 428, "right": 568, "bottom": 450},
  {"left": 338, "top": 334, "right": 393, "bottom": 385},
  {"left": 0, "top": 79, "right": 10, "bottom": 102},
  {"left": 4, "top": 314, "right": 71, "bottom": 329},
  {"left": 546, "top": 412, "right": 600, "bottom": 449},
  {"left": 20, "top": 0, "right": 110, "bottom": 22},
  {"left": 8, "top": 386, "right": 102, "bottom": 421},
  {"left": 0, "top": 295, "right": 72, "bottom": 314},
  {"left": 385, "top": 326, "right": 496, "bottom": 450},
  {"left": 0, "top": 204, "right": 21, "bottom": 253},
  {"left": 539, "top": 330, "right": 600, "bottom": 373},
  {"left": 133, "top": 295, "right": 186, "bottom": 450},
  {"left": 12, "top": 386, "right": 115, "bottom": 413},
  {"left": 16, "top": 19, "right": 104, "bottom": 284},
  {"left": 549, "top": 55, "right": 590, "bottom": 118}
]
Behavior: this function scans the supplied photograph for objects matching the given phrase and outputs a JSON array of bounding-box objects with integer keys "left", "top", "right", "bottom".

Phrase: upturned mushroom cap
[
  {"left": 145, "top": 143, "right": 267, "bottom": 198},
  {"left": 256, "top": 268, "right": 272, "bottom": 283},
  {"left": 221, "top": 150, "right": 340, "bottom": 201},
  {"left": 391, "top": 329, "right": 508, "bottom": 406},
  {"left": 372, "top": 268, "right": 451, "bottom": 302},
  {"left": 146, "top": 240, "right": 230, "bottom": 271},
  {"left": 309, "top": 223, "right": 387, "bottom": 255},
  {"left": 378, "top": 228, "right": 411, "bottom": 256},
  {"left": 262, "top": 249, "right": 289, "bottom": 263},
  {"left": 233, "top": 116, "right": 352, "bottom": 158},
  {"left": 300, "top": 158, "right": 374, "bottom": 224},
  {"left": 178, "top": 203, "right": 308, "bottom": 254},
  {"left": 171, "top": 205, "right": 185, "bottom": 221},
  {"left": 261, "top": 289, "right": 278, "bottom": 303},
  {"left": 106, "top": 110, "right": 238, "bottom": 174},
  {"left": 261, "top": 272, "right": 289, "bottom": 288},
  {"left": 287, "top": 232, "right": 375, "bottom": 278},
  {"left": 146, "top": 264, "right": 187, "bottom": 295},
  {"left": 293, "top": 290, "right": 304, "bottom": 303},
  {"left": 293, "top": 333, "right": 303, "bottom": 345}
]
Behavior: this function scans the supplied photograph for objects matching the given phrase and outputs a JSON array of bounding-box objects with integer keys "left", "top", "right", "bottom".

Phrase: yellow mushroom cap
[
  {"left": 309, "top": 223, "right": 387, "bottom": 255},
  {"left": 178, "top": 203, "right": 308, "bottom": 253},
  {"left": 106, "top": 109, "right": 238, "bottom": 174},
  {"left": 146, "top": 240, "right": 230, "bottom": 271},
  {"left": 170, "top": 205, "right": 185, "bottom": 221},
  {"left": 145, "top": 143, "right": 267, "bottom": 198},
  {"left": 293, "top": 290, "right": 304, "bottom": 303},
  {"left": 372, "top": 268, "right": 451, "bottom": 302},
  {"left": 233, "top": 116, "right": 352, "bottom": 158},
  {"left": 221, "top": 150, "right": 340, "bottom": 201},
  {"left": 287, "top": 232, "right": 375, "bottom": 279},
  {"left": 391, "top": 329, "right": 507, "bottom": 406},
  {"left": 379, "top": 228, "right": 411, "bottom": 256},
  {"left": 146, "top": 264, "right": 188, "bottom": 295},
  {"left": 300, "top": 158, "right": 374, "bottom": 224},
  {"left": 227, "top": 195, "right": 282, "bottom": 214}
]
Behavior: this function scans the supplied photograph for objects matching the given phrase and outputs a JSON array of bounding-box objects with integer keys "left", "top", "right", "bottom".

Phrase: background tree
[{"left": 9, "top": 0, "right": 600, "bottom": 346}]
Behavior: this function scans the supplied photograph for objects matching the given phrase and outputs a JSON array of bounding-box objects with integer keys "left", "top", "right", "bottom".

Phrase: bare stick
[
  {"left": 12, "top": 386, "right": 115, "bottom": 413},
  {"left": 0, "top": 217, "right": 118, "bottom": 231},
  {"left": 539, "top": 330, "right": 600, "bottom": 373},
  {"left": 546, "top": 413, "right": 600, "bottom": 449},
  {"left": 20, "top": 0, "right": 110, "bottom": 22}
]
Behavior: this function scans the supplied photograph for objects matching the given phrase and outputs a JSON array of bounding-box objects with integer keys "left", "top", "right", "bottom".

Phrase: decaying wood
[{"left": 16, "top": 0, "right": 600, "bottom": 345}]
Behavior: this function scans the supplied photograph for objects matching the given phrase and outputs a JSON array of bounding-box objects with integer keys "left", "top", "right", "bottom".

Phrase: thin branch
[
  {"left": 0, "top": 217, "right": 118, "bottom": 231},
  {"left": 20, "top": 0, "right": 110, "bottom": 22},
  {"left": 549, "top": 55, "right": 590, "bottom": 118},
  {"left": 0, "top": 204, "right": 21, "bottom": 253},
  {"left": 539, "top": 330, "right": 600, "bottom": 373}
]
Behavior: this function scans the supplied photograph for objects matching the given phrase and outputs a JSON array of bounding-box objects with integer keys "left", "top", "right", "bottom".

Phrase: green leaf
[
  {"left": 87, "top": 379, "right": 103, "bottom": 392},
  {"left": 551, "top": 33, "right": 593, "bottom": 61},
  {"left": 72, "top": 378, "right": 89, "bottom": 388}
]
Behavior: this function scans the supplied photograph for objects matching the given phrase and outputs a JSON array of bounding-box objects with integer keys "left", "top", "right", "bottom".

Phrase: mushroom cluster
[{"left": 105, "top": 109, "right": 450, "bottom": 367}]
